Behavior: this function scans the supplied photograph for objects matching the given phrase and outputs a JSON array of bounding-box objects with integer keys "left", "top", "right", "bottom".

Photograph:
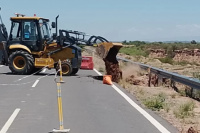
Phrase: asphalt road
[{"left": 0, "top": 65, "right": 178, "bottom": 133}]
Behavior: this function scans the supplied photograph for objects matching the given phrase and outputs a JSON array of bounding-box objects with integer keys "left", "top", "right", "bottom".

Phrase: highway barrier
[{"left": 81, "top": 56, "right": 94, "bottom": 70}]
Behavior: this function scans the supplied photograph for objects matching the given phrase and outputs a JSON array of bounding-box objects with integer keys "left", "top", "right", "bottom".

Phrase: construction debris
[{"left": 187, "top": 127, "right": 199, "bottom": 133}]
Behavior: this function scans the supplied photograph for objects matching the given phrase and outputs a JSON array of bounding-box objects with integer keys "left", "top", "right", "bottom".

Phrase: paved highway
[{"left": 0, "top": 65, "right": 178, "bottom": 133}]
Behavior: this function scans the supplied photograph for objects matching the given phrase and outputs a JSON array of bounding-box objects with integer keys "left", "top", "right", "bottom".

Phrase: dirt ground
[{"left": 82, "top": 47, "right": 200, "bottom": 133}]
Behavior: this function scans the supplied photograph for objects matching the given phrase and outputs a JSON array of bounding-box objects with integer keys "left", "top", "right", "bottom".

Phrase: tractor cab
[{"left": 8, "top": 14, "right": 50, "bottom": 52}]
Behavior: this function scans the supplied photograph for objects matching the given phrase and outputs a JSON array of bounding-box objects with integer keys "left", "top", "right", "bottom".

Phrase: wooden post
[
  {"left": 158, "top": 75, "right": 162, "bottom": 86},
  {"left": 148, "top": 67, "right": 151, "bottom": 87},
  {"left": 148, "top": 72, "right": 151, "bottom": 87}
]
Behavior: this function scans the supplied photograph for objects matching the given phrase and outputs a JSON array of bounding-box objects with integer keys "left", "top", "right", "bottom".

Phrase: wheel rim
[
  {"left": 13, "top": 56, "right": 26, "bottom": 70},
  {"left": 62, "top": 65, "right": 70, "bottom": 75}
]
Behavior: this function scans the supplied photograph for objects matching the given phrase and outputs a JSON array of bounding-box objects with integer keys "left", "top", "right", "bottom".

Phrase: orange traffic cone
[{"left": 103, "top": 75, "right": 112, "bottom": 85}]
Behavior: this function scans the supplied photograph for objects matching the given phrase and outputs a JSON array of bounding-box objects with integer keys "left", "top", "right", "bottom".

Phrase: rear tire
[
  {"left": 71, "top": 68, "right": 79, "bottom": 75},
  {"left": 8, "top": 50, "right": 34, "bottom": 75},
  {"left": 56, "top": 60, "right": 72, "bottom": 76}
]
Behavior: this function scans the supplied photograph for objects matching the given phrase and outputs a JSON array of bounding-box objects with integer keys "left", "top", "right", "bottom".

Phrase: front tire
[{"left": 8, "top": 50, "right": 34, "bottom": 75}]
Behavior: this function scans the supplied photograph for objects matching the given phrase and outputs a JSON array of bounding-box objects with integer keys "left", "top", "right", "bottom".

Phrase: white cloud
[
  {"left": 176, "top": 24, "right": 200, "bottom": 31},
  {"left": 127, "top": 27, "right": 138, "bottom": 32}
]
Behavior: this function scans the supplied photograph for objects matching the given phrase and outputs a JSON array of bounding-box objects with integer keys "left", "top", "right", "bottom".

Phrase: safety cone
[{"left": 103, "top": 75, "right": 112, "bottom": 85}]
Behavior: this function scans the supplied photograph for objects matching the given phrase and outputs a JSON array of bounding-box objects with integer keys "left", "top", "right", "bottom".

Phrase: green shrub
[
  {"left": 143, "top": 93, "right": 166, "bottom": 111},
  {"left": 158, "top": 57, "right": 174, "bottom": 64},
  {"left": 119, "top": 47, "right": 149, "bottom": 57},
  {"left": 174, "top": 101, "right": 195, "bottom": 119},
  {"left": 170, "top": 94, "right": 176, "bottom": 98},
  {"left": 174, "top": 61, "right": 189, "bottom": 66},
  {"left": 193, "top": 90, "right": 200, "bottom": 99},
  {"left": 193, "top": 72, "right": 200, "bottom": 80},
  {"left": 163, "top": 103, "right": 170, "bottom": 113},
  {"left": 178, "top": 89, "right": 186, "bottom": 96}
]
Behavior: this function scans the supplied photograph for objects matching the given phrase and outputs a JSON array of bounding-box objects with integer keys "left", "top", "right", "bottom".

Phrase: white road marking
[
  {"left": 94, "top": 69, "right": 171, "bottom": 133},
  {"left": 15, "top": 75, "right": 31, "bottom": 82},
  {"left": 0, "top": 108, "right": 20, "bottom": 133},
  {"left": 42, "top": 68, "right": 47, "bottom": 73},
  {"left": 93, "top": 68, "right": 102, "bottom": 76},
  {"left": 32, "top": 80, "right": 39, "bottom": 87},
  {"left": 0, "top": 65, "right": 3, "bottom": 67}
]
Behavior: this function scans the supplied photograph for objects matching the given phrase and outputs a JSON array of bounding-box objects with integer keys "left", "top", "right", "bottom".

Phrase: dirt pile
[
  {"left": 174, "top": 49, "right": 200, "bottom": 64},
  {"left": 125, "top": 75, "right": 147, "bottom": 85},
  {"left": 149, "top": 48, "right": 200, "bottom": 65},
  {"left": 104, "top": 47, "right": 122, "bottom": 83},
  {"left": 187, "top": 127, "right": 199, "bottom": 133},
  {"left": 149, "top": 49, "right": 166, "bottom": 58},
  {"left": 121, "top": 65, "right": 149, "bottom": 86}
]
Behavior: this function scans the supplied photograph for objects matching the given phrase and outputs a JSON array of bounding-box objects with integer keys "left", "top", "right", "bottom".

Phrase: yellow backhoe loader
[{"left": 0, "top": 9, "right": 122, "bottom": 76}]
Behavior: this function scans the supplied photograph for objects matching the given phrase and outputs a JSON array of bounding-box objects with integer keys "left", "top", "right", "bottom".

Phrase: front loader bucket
[
  {"left": 96, "top": 42, "right": 123, "bottom": 83},
  {"left": 96, "top": 42, "right": 123, "bottom": 59}
]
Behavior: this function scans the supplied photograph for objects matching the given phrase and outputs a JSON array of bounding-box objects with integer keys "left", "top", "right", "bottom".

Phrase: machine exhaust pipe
[{"left": 55, "top": 15, "right": 59, "bottom": 36}]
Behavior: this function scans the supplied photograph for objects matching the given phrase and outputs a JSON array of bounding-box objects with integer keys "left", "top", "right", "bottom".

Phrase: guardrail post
[
  {"left": 148, "top": 68, "right": 151, "bottom": 87},
  {"left": 191, "top": 88, "right": 194, "bottom": 98},
  {"left": 158, "top": 75, "right": 163, "bottom": 86},
  {"left": 170, "top": 79, "right": 175, "bottom": 87}
]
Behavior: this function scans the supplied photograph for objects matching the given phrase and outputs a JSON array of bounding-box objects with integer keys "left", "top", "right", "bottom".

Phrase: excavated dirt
[
  {"left": 187, "top": 127, "right": 199, "bottom": 133},
  {"left": 104, "top": 47, "right": 122, "bottom": 83}
]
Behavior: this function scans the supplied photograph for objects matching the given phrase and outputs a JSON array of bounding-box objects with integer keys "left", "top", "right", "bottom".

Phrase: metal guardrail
[
  {"left": 83, "top": 48, "right": 200, "bottom": 90},
  {"left": 117, "top": 57, "right": 200, "bottom": 90}
]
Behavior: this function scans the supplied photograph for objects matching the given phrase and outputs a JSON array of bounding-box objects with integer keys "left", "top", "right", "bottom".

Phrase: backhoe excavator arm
[
  {"left": 57, "top": 29, "right": 122, "bottom": 59},
  {"left": 0, "top": 7, "right": 8, "bottom": 42},
  {"left": 57, "top": 29, "right": 109, "bottom": 46},
  {"left": 0, "top": 7, "right": 8, "bottom": 65}
]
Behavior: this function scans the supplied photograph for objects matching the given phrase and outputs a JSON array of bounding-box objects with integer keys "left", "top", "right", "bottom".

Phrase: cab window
[
  {"left": 10, "top": 22, "right": 21, "bottom": 40},
  {"left": 39, "top": 19, "right": 50, "bottom": 39},
  {"left": 23, "top": 21, "right": 38, "bottom": 41}
]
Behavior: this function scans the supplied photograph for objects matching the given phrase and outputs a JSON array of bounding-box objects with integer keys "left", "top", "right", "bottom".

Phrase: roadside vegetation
[
  {"left": 120, "top": 40, "right": 200, "bottom": 66},
  {"left": 121, "top": 40, "right": 200, "bottom": 51}
]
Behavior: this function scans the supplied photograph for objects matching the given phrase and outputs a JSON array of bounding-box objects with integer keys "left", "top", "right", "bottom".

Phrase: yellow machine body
[
  {"left": 10, "top": 16, "right": 49, "bottom": 21},
  {"left": 34, "top": 45, "right": 75, "bottom": 68},
  {"left": 8, "top": 42, "right": 75, "bottom": 69},
  {"left": 48, "top": 48, "right": 74, "bottom": 62},
  {"left": 34, "top": 58, "right": 54, "bottom": 68},
  {"left": 9, "top": 44, "right": 31, "bottom": 53}
]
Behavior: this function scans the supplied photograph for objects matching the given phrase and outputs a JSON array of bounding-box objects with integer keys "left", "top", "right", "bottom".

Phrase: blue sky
[{"left": 1, "top": 0, "right": 200, "bottom": 41}]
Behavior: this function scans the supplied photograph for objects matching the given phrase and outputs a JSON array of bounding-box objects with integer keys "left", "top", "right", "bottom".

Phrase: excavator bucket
[
  {"left": 96, "top": 42, "right": 123, "bottom": 83},
  {"left": 96, "top": 42, "right": 123, "bottom": 59}
]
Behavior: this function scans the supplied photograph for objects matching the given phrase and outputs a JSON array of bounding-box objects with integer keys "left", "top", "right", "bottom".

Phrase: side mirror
[{"left": 51, "top": 22, "right": 56, "bottom": 28}]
